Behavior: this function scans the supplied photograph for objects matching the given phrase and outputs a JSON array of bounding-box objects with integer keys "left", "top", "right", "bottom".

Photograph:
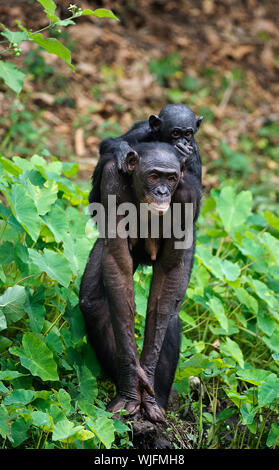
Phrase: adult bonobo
[
  {"left": 79, "top": 142, "right": 202, "bottom": 423},
  {"left": 90, "top": 104, "right": 203, "bottom": 204}
]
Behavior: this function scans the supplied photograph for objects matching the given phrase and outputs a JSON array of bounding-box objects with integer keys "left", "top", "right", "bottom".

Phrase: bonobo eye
[
  {"left": 168, "top": 175, "right": 178, "bottom": 183},
  {"left": 171, "top": 129, "right": 181, "bottom": 139},
  {"left": 148, "top": 173, "right": 160, "bottom": 183},
  {"left": 184, "top": 130, "right": 193, "bottom": 139}
]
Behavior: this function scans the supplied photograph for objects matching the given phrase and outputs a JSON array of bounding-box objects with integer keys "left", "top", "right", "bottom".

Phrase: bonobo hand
[
  {"left": 116, "top": 142, "right": 137, "bottom": 173},
  {"left": 175, "top": 142, "right": 193, "bottom": 157}
]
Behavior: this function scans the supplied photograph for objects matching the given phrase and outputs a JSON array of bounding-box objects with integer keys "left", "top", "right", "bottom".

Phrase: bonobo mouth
[{"left": 148, "top": 201, "right": 170, "bottom": 215}]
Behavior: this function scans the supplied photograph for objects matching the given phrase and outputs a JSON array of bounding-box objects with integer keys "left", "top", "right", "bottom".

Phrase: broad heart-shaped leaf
[
  {"left": 8, "top": 183, "right": 41, "bottom": 241},
  {"left": 234, "top": 287, "right": 258, "bottom": 313},
  {"left": 236, "top": 368, "right": 271, "bottom": 386},
  {"left": 82, "top": 8, "right": 119, "bottom": 21},
  {"left": 77, "top": 365, "right": 98, "bottom": 402},
  {"left": 29, "top": 33, "right": 74, "bottom": 70},
  {"left": 63, "top": 233, "right": 92, "bottom": 276},
  {"left": 52, "top": 418, "right": 82, "bottom": 441},
  {"left": 258, "top": 373, "right": 279, "bottom": 408},
  {"left": 86, "top": 416, "right": 115, "bottom": 449},
  {"left": 195, "top": 245, "right": 240, "bottom": 282},
  {"left": 1, "top": 28, "right": 28, "bottom": 44},
  {"left": 3, "top": 389, "right": 34, "bottom": 406},
  {"left": 206, "top": 297, "right": 228, "bottom": 332},
  {"left": 36, "top": 0, "right": 59, "bottom": 22},
  {"left": 29, "top": 248, "right": 72, "bottom": 287},
  {"left": 0, "top": 61, "right": 25, "bottom": 93},
  {"left": 41, "top": 203, "right": 68, "bottom": 243},
  {"left": 9, "top": 332, "right": 59, "bottom": 381},
  {"left": 220, "top": 337, "right": 244, "bottom": 368},
  {"left": 216, "top": 186, "right": 252, "bottom": 233},
  {"left": 26, "top": 179, "right": 58, "bottom": 216},
  {"left": 0, "top": 285, "right": 26, "bottom": 325}
]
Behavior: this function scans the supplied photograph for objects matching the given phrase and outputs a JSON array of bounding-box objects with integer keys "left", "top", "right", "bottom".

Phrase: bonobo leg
[
  {"left": 140, "top": 238, "right": 194, "bottom": 422},
  {"left": 154, "top": 243, "right": 195, "bottom": 411},
  {"left": 102, "top": 236, "right": 154, "bottom": 415},
  {"left": 79, "top": 238, "right": 118, "bottom": 382}
]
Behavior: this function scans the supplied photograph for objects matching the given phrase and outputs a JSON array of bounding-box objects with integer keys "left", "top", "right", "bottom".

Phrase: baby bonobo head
[
  {"left": 149, "top": 103, "right": 203, "bottom": 149},
  {"left": 124, "top": 142, "right": 185, "bottom": 215}
]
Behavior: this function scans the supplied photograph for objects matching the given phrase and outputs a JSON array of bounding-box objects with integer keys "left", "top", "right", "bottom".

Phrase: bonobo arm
[{"left": 100, "top": 160, "right": 154, "bottom": 415}]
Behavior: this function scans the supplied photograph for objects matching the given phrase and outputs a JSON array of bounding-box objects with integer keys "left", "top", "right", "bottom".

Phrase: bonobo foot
[
  {"left": 107, "top": 394, "right": 141, "bottom": 416},
  {"left": 141, "top": 392, "right": 166, "bottom": 423}
]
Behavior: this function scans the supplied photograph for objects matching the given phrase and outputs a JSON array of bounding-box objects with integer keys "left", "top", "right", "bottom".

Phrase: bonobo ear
[
  {"left": 180, "top": 157, "right": 187, "bottom": 178},
  {"left": 196, "top": 116, "right": 204, "bottom": 131},
  {"left": 149, "top": 114, "right": 162, "bottom": 132},
  {"left": 125, "top": 151, "right": 139, "bottom": 174}
]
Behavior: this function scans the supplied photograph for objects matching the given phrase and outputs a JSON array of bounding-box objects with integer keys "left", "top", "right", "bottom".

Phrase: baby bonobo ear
[
  {"left": 180, "top": 157, "right": 187, "bottom": 178},
  {"left": 149, "top": 114, "right": 162, "bottom": 132},
  {"left": 196, "top": 116, "right": 204, "bottom": 131},
  {"left": 125, "top": 150, "right": 139, "bottom": 174}
]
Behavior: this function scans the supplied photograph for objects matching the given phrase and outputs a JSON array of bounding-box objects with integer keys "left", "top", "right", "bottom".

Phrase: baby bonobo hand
[{"left": 175, "top": 141, "right": 193, "bottom": 157}]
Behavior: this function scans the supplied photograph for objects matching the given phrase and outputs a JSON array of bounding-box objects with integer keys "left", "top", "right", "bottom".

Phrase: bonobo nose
[{"left": 156, "top": 186, "right": 168, "bottom": 197}]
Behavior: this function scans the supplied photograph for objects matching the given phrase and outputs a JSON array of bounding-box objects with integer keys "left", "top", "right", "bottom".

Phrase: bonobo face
[
  {"left": 149, "top": 104, "right": 203, "bottom": 148},
  {"left": 125, "top": 144, "right": 182, "bottom": 215}
]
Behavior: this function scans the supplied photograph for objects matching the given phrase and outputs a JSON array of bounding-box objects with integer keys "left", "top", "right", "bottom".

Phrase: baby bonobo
[
  {"left": 80, "top": 142, "right": 202, "bottom": 423},
  {"left": 90, "top": 104, "right": 203, "bottom": 204}
]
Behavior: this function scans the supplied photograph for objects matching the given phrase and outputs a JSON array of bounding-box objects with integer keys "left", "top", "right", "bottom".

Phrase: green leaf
[
  {"left": 0, "top": 337, "right": 12, "bottom": 353},
  {"left": 0, "top": 61, "right": 25, "bottom": 93},
  {"left": 8, "top": 183, "right": 41, "bottom": 241},
  {"left": 134, "top": 283, "right": 147, "bottom": 317},
  {"left": 245, "top": 278, "right": 279, "bottom": 310},
  {"left": 267, "top": 423, "right": 279, "bottom": 448},
  {"left": 0, "top": 406, "right": 10, "bottom": 439},
  {"left": 9, "top": 332, "right": 59, "bottom": 381},
  {"left": 264, "top": 211, "right": 279, "bottom": 231},
  {"left": 86, "top": 416, "right": 115, "bottom": 449},
  {"left": 82, "top": 8, "right": 119, "bottom": 21},
  {"left": 258, "top": 374, "right": 279, "bottom": 408},
  {"left": 3, "top": 389, "right": 34, "bottom": 406},
  {"left": 63, "top": 234, "right": 92, "bottom": 276},
  {"left": 0, "top": 286, "right": 26, "bottom": 324},
  {"left": 263, "top": 330, "right": 279, "bottom": 353},
  {"left": 234, "top": 287, "right": 258, "bottom": 313},
  {"left": 26, "top": 179, "right": 58, "bottom": 216},
  {"left": 1, "top": 28, "right": 28, "bottom": 44},
  {"left": 0, "top": 370, "right": 25, "bottom": 380},
  {"left": 41, "top": 203, "right": 68, "bottom": 242},
  {"left": 236, "top": 368, "right": 271, "bottom": 386},
  {"left": 11, "top": 417, "right": 30, "bottom": 447},
  {"left": 216, "top": 187, "right": 252, "bottom": 233},
  {"left": 29, "top": 33, "right": 74, "bottom": 70},
  {"left": 52, "top": 418, "right": 82, "bottom": 441},
  {"left": 31, "top": 411, "right": 52, "bottom": 429},
  {"left": 29, "top": 248, "right": 72, "bottom": 287},
  {"left": 0, "top": 310, "right": 7, "bottom": 331},
  {"left": 240, "top": 403, "right": 257, "bottom": 425},
  {"left": 77, "top": 365, "right": 98, "bottom": 402},
  {"left": 221, "top": 337, "right": 244, "bottom": 368},
  {"left": 36, "top": 0, "right": 59, "bottom": 22},
  {"left": 206, "top": 297, "right": 228, "bottom": 332}
]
